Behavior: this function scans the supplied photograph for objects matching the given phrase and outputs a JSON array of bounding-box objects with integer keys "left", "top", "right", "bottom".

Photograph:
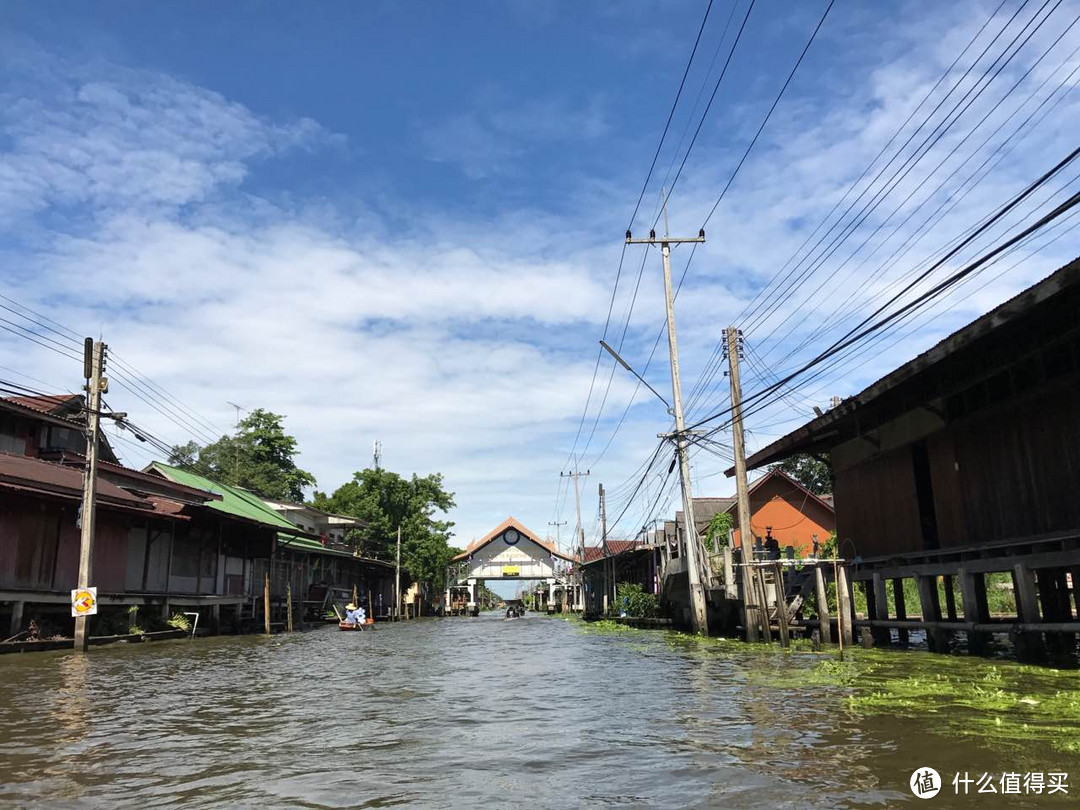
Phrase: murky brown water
[{"left": 0, "top": 614, "right": 1077, "bottom": 808}]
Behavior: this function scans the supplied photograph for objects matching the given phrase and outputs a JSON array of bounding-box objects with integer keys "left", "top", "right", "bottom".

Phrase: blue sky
[{"left": 1, "top": 0, "right": 1078, "bottom": 568}]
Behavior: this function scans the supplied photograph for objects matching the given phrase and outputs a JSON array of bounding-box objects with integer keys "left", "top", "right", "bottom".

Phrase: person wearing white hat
[{"left": 345, "top": 602, "right": 366, "bottom": 628}]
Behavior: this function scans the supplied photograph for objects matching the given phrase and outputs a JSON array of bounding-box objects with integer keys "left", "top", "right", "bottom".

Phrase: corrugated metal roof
[
  {"left": 4, "top": 394, "right": 81, "bottom": 415},
  {"left": 149, "top": 463, "right": 305, "bottom": 532},
  {"left": 0, "top": 453, "right": 150, "bottom": 508},
  {"left": 582, "top": 540, "right": 642, "bottom": 563}
]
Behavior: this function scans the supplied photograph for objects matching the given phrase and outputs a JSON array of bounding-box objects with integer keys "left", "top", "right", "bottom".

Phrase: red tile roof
[
  {"left": 582, "top": 540, "right": 642, "bottom": 563},
  {"left": 4, "top": 394, "right": 82, "bottom": 415}
]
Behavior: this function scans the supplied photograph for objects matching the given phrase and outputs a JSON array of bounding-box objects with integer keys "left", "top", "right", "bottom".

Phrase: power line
[{"left": 684, "top": 147, "right": 1080, "bottom": 432}]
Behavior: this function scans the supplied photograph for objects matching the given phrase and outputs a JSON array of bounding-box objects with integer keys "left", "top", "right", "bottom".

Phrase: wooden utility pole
[
  {"left": 263, "top": 572, "right": 271, "bottom": 635},
  {"left": 394, "top": 525, "right": 402, "bottom": 621},
  {"left": 726, "top": 326, "right": 764, "bottom": 642},
  {"left": 286, "top": 580, "right": 294, "bottom": 632},
  {"left": 74, "top": 339, "right": 106, "bottom": 653},
  {"left": 626, "top": 227, "right": 709, "bottom": 635},
  {"left": 560, "top": 469, "right": 589, "bottom": 612}
]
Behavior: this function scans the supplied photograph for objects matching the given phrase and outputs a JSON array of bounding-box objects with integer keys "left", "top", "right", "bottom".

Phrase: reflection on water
[{"left": 0, "top": 614, "right": 1077, "bottom": 808}]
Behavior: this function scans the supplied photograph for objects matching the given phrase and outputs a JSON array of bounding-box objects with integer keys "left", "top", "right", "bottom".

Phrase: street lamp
[{"left": 599, "top": 340, "right": 672, "bottom": 415}]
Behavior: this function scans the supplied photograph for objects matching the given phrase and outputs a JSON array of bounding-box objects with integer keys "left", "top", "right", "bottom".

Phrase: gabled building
[
  {"left": 711, "top": 470, "right": 835, "bottom": 557},
  {"left": 262, "top": 498, "right": 365, "bottom": 548},
  {"left": 742, "top": 257, "right": 1080, "bottom": 653},
  {"left": 0, "top": 394, "right": 118, "bottom": 463}
]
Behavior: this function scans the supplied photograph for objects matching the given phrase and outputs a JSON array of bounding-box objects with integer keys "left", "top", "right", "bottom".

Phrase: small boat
[{"left": 338, "top": 620, "right": 363, "bottom": 631}]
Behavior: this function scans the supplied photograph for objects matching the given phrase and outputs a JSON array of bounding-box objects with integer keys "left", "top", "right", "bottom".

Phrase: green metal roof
[
  {"left": 150, "top": 463, "right": 374, "bottom": 560},
  {"left": 149, "top": 462, "right": 302, "bottom": 532}
]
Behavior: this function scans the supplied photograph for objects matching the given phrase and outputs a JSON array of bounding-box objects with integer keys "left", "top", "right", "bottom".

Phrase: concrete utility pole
[
  {"left": 599, "top": 482, "right": 609, "bottom": 615},
  {"left": 394, "top": 525, "right": 402, "bottom": 621},
  {"left": 626, "top": 226, "right": 709, "bottom": 635},
  {"left": 726, "top": 326, "right": 764, "bottom": 642},
  {"left": 74, "top": 339, "right": 106, "bottom": 653},
  {"left": 561, "top": 469, "right": 589, "bottom": 611},
  {"left": 547, "top": 520, "right": 567, "bottom": 553}
]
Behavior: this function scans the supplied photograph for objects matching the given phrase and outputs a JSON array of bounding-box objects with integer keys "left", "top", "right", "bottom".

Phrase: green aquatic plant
[
  {"left": 166, "top": 613, "right": 192, "bottom": 632},
  {"left": 581, "top": 619, "right": 637, "bottom": 634},
  {"left": 745, "top": 647, "right": 1080, "bottom": 757}
]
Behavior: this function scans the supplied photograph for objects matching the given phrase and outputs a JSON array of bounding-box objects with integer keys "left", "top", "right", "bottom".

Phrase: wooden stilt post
[
  {"left": 959, "top": 568, "right": 988, "bottom": 653},
  {"left": 836, "top": 563, "right": 853, "bottom": 648},
  {"left": 286, "top": 581, "right": 294, "bottom": 633},
  {"left": 1014, "top": 564, "right": 1041, "bottom": 622},
  {"left": 368, "top": 591, "right": 373, "bottom": 623},
  {"left": 263, "top": 572, "right": 271, "bottom": 635},
  {"left": 1038, "top": 569, "right": 1073, "bottom": 654},
  {"left": 1009, "top": 562, "right": 1046, "bottom": 662},
  {"left": 832, "top": 558, "right": 845, "bottom": 660},
  {"left": 9, "top": 601, "right": 24, "bottom": 638},
  {"left": 814, "top": 564, "right": 831, "bottom": 644},
  {"left": 893, "top": 578, "right": 909, "bottom": 647},
  {"left": 942, "top": 574, "right": 957, "bottom": 621},
  {"left": 772, "top": 563, "right": 789, "bottom": 648},
  {"left": 1069, "top": 567, "right": 1080, "bottom": 618},
  {"left": 870, "top": 573, "right": 889, "bottom": 646},
  {"left": 754, "top": 567, "right": 772, "bottom": 643},
  {"left": 916, "top": 575, "right": 946, "bottom": 652}
]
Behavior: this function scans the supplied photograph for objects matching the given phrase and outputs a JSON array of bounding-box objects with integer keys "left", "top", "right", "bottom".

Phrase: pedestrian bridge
[{"left": 446, "top": 517, "right": 579, "bottom": 614}]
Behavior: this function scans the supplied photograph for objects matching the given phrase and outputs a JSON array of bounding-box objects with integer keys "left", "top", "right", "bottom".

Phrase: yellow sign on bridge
[{"left": 502, "top": 565, "right": 521, "bottom": 577}]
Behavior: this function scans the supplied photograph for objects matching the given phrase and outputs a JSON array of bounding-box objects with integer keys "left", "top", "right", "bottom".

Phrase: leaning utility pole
[
  {"left": 626, "top": 226, "right": 709, "bottom": 635},
  {"left": 394, "top": 525, "right": 402, "bottom": 621},
  {"left": 74, "top": 339, "right": 106, "bottom": 653},
  {"left": 726, "top": 326, "right": 764, "bottom": 642},
  {"left": 561, "top": 469, "right": 589, "bottom": 611}
]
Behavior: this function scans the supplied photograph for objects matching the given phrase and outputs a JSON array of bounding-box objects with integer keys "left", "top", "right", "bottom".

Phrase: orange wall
[{"left": 731, "top": 476, "right": 835, "bottom": 556}]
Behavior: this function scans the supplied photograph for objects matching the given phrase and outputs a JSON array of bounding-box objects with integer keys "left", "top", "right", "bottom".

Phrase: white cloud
[{"left": 0, "top": 42, "right": 340, "bottom": 218}]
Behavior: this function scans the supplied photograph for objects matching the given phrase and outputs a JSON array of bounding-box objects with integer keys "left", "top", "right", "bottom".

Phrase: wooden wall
[
  {"left": 833, "top": 373, "right": 1080, "bottom": 558},
  {"left": 834, "top": 446, "right": 923, "bottom": 558}
]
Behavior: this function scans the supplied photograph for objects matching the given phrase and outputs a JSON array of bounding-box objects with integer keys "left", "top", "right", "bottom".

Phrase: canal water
[{"left": 1, "top": 613, "right": 1077, "bottom": 808}]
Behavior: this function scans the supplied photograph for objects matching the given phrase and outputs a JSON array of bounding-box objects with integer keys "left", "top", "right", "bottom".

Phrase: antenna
[
  {"left": 226, "top": 401, "right": 245, "bottom": 430},
  {"left": 373, "top": 440, "right": 382, "bottom": 470}
]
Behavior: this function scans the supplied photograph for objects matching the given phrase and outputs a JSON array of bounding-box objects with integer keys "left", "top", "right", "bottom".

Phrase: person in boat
[{"left": 345, "top": 602, "right": 366, "bottom": 628}]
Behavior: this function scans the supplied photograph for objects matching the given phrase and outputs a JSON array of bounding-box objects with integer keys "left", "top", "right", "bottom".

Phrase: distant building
[{"left": 262, "top": 498, "right": 365, "bottom": 549}]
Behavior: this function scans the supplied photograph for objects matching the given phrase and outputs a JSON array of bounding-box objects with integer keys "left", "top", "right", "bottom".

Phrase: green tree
[
  {"left": 312, "top": 468, "right": 457, "bottom": 591},
  {"left": 168, "top": 409, "right": 316, "bottom": 501},
  {"left": 703, "top": 511, "right": 733, "bottom": 552},
  {"left": 769, "top": 453, "right": 832, "bottom": 495}
]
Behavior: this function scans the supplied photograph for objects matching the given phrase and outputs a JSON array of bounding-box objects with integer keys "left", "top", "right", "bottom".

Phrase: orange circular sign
[{"left": 72, "top": 589, "right": 96, "bottom": 615}]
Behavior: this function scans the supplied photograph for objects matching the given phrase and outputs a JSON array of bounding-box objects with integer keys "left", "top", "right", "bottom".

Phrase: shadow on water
[{"left": 0, "top": 613, "right": 1076, "bottom": 808}]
